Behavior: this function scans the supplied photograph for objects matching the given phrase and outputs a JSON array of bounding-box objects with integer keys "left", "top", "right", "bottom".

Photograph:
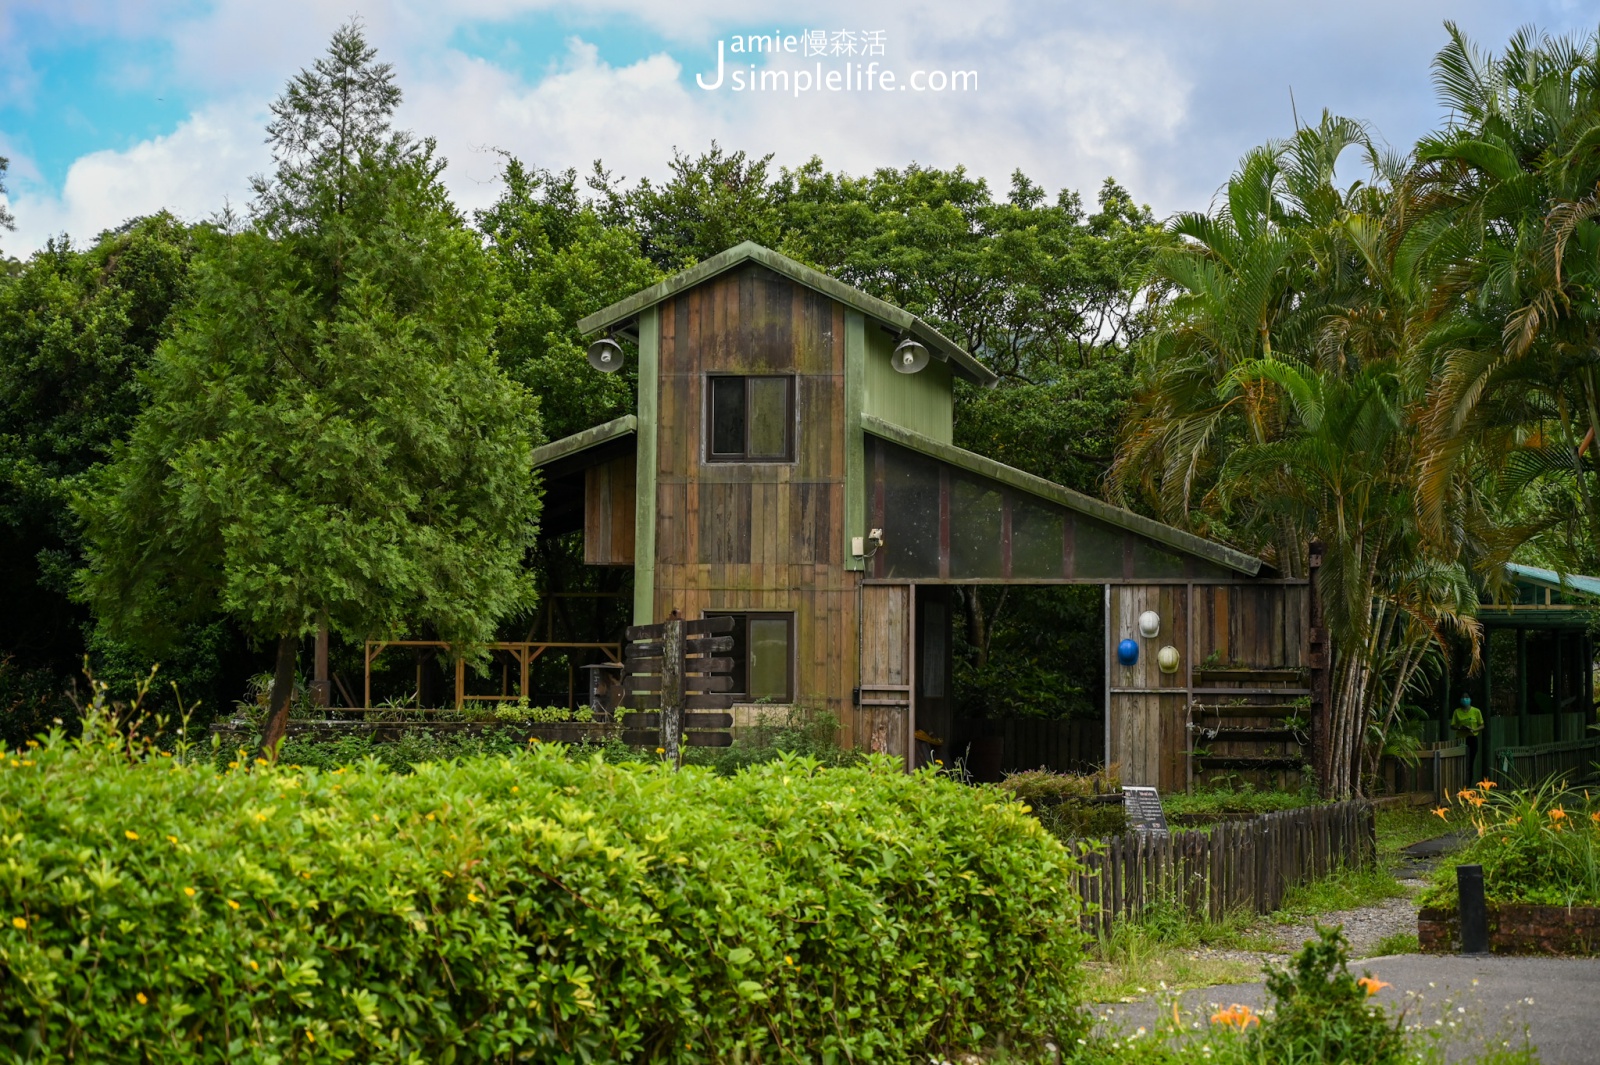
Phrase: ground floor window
[{"left": 716, "top": 611, "right": 794, "bottom": 702}]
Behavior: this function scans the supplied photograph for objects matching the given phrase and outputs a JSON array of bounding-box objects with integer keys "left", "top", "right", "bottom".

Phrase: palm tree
[{"left": 1403, "top": 22, "right": 1600, "bottom": 576}]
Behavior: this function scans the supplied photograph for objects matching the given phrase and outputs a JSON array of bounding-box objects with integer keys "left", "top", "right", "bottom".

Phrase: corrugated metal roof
[{"left": 1505, "top": 562, "right": 1600, "bottom": 598}]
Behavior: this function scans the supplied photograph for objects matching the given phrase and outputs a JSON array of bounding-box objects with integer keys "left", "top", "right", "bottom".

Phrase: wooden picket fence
[{"left": 1072, "top": 800, "right": 1375, "bottom": 934}]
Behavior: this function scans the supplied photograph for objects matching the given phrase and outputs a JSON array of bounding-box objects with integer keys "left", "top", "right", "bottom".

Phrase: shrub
[
  {"left": 1248, "top": 925, "right": 1406, "bottom": 1065},
  {"left": 0, "top": 721, "right": 1089, "bottom": 1062},
  {"left": 1421, "top": 778, "right": 1600, "bottom": 908},
  {"left": 998, "top": 768, "right": 1127, "bottom": 840},
  {"left": 683, "top": 706, "right": 861, "bottom": 775}
]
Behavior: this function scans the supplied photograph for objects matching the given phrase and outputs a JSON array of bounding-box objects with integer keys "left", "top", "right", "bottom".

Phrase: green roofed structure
[{"left": 538, "top": 243, "right": 1324, "bottom": 788}]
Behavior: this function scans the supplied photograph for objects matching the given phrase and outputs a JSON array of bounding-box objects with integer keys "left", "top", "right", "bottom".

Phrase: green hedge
[{"left": 0, "top": 730, "right": 1088, "bottom": 1062}]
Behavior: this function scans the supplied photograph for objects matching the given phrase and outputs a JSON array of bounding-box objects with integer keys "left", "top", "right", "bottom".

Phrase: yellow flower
[
  {"left": 468, "top": 892, "right": 481, "bottom": 903},
  {"left": 136, "top": 992, "right": 148, "bottom": 1005},
  {"left": 511, "top": 786, "right": 520, "bottom": 793},
  {"left": 166, "top": 834, "right": 177, "bottom": 844},
  {"left": 426, "top": 812, "right": 435, "bottom": 821},
  {"left": 656, "top": 747, "right": 665, "bottom": 755},
  {"left": 228, "top": 761, "right": 238, "bottom": 769},
  {"left": 25, "top": 740, "right": 37, "bottom": 748},
  {"left": 784, "top": 955, "right": 794, "bottom": 966},
  {"left": 305, "top": 1029, "right": 315, "bottom": 1043},
  {"left": 249, "top": 960, "right": 259, "bottom": 971},
  {"left": 183, "top": 887, "right": 196, "bottom": 898},
  {"left": 125, "top": 830, "right": 139, "bottom": 841},
  {"left": 442, "top": 870, "right": 454, "bottom": 878},
  {"left": 1358, "top": 977, "right": 1390, "bottom": 996},
  {"left": 254, "top": 758, "right": 268, "bottom": 766},
  {"left": 11, "top": 916, "right": 26, "bottom": 930},
  {"left": 254, "top": 812, "right": 267, "bottom": 822},
  {"left": 1210, "top": 1004, "right": 1258, "bottom": 1029},
  {"left": 227, "top": 899, "right": 240, "bottom": 910},
  {"left": 1432, "top": 806, "right": 1449, "bottom": 820}
]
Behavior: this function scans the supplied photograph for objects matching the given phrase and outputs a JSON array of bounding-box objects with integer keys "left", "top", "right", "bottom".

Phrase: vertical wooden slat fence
[{"left": 1072, "top": 800, "right": 1375, "bottom": 934}]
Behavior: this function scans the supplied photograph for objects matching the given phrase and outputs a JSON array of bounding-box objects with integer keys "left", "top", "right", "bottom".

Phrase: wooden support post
[
  {"left": 661, "top": 615, "right": 684, "bottom": 768},
  {"left": 455, "top": 656, "right": 465, "bottom": 711},
  {"left": 312, "top": 615, "right": 330, "bottom": 708}
]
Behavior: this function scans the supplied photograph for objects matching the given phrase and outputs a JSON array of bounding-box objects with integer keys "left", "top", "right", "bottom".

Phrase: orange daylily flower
[
  {"left": 1456, "top": 788, "right": 1477, "bottom": 802},
  {"left": 1589, "top": 811, "right": 1599, "bottom": 826},
  {"left": 1358, "top": 977, "right": 1390, "bottom": 996},
  {"left": 1432, "top": 806, "right": 1449, "bottom": 820},
  {"left": 1477, "top": 779, "right": 1496, "bottom": 790},
  {"left": 1549, "top": 807, "right": 1566, "bottom": 822},
  {"left": 1210, "top": 1004, "right": 1259, "bottom": 1029}
]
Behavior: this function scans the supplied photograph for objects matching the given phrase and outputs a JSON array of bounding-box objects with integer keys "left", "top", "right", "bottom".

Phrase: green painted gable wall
[{"left": 862, "top": 323, "right": 954, "bottom": 444}]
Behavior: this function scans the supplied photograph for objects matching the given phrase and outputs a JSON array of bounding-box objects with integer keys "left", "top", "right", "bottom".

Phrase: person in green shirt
[{"left": 1451, "top": 695, "right": 1484, "bottom": 778}]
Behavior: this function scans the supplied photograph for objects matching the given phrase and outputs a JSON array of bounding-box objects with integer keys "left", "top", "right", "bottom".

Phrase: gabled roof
[
  {"left": 1505, "top": 563, "right": 1600, "bottom": 599},
  {"left": 576, "top": 241, "right": 998, "bottom": 386},
  {"left": 863, "top": 415, "right": 1264, "bottom": 576}
]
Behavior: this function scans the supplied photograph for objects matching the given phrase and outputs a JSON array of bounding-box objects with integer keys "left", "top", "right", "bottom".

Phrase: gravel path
[{"left": 1187, "top": 876, "right": 1426, "bottom": 967}]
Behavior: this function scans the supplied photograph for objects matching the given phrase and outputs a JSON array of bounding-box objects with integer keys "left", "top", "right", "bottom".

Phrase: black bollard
[{"left": 1457, "top": 863, "right": 1489, "bottom": 954}]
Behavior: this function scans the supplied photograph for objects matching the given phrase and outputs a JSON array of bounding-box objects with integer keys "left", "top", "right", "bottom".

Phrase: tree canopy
[{"left": 74, "top": 24, "right": 544, "bottom": 754}]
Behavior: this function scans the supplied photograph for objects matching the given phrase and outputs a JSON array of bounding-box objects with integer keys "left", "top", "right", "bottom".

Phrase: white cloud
[{"left": 8, "top": 99, "right": 268, "bottom": 250}]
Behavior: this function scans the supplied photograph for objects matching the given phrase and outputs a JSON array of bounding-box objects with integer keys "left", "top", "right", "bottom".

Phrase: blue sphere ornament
[{"left": 1117, "top": 639, "right": 1140, "bottom": 667}]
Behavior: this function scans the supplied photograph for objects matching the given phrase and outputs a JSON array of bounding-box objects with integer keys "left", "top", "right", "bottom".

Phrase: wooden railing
[
  {"left": 1493, "top": 737, "right": 1600, "bottom": 788},
  {"left": 1071, "top": 800, "right": 1375, "bottom": 934}
]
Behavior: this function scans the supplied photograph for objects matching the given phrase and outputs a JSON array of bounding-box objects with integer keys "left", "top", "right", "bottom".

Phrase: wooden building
[{"left": 536, "top": 243, "right": 1319, "bottom": 789}]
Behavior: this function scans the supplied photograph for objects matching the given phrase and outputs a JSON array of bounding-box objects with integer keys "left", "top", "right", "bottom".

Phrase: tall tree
[
  {"left": 76, "top": 24, "right": 543, "bottom": 756},
  {"left": 0, "top": 214, "right": 209, "bottom": 740}
]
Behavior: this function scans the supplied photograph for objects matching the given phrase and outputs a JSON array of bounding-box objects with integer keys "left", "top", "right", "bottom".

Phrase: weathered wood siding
[
  {"left": 648, "top": 263, "right": 859, "bottom": 730},
  {"left": 858, "top": 583, "right": 913, "bottom": 766},
  {"left": 1109, "top": 582, "right": 1311, "bottom": 792},
  {"left": 1107, "top": 585, "right": 1190, "bottom": 791},
  {"left": 583, "top": 454, "right": 636, "bottom": 565}
]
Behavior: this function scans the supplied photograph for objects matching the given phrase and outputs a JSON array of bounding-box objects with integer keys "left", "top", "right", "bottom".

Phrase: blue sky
[{"left": 1, "top": 1, "right": 1594, "bottom": 255}]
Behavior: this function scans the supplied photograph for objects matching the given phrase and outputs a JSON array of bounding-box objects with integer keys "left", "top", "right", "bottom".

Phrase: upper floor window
[{"left": 707, "top": 375, "right": 794, "bottom": 462}]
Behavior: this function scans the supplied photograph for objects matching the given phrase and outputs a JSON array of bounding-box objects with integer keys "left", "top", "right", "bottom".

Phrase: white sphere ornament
[
  {"left": 1157, "top": 645, "right": 1181, "bottom": 674},
  {"left": 1137, "top": 610, "right": 1161, "bottom": 639}
]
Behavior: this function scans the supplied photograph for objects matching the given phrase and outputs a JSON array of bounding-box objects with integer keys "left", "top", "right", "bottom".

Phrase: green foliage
[
  {"left": 475, "top": 160, "right": 662, "bottom": 441},
  {"left": 1163, "top": 785, "right": 1318, "bottom": 818},
  {"left": 1252, "top": 926, "right": 1407, "bottom": 1065},
  {"left": 1366, "top": 931, "right": 1420, "bottom": 957},
  {"left": 0, "top": 214, "right": 205, "bottom": 736},
  {"left": 682, "top": 706, "right": 860, "bottom": 775},
  {"left": 1423, "top": 780, "right": 1600, "bottom": 908},
  {"left": 1272, "top": 865, "right": 1407, "bottom": 920},
  {"left": 998, "top": 768, "right": 1128, "bottom": 840},
  {"left": 488, "top": 699, "right": 594, "bottom": 724},
  {"left": 953, "top": 584, "right": 1105, "bottom": 720},
  {"left": 74, "top": 26, "right": 542, "bottom": 665},
  {"left": 0, "top": 717, "right": 1090, "bottom": 1061}
]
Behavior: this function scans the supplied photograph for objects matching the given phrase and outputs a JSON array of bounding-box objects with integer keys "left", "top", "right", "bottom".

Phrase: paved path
[{"left": 1098, "top": 953, "right": 1600, "bottom": 1064}]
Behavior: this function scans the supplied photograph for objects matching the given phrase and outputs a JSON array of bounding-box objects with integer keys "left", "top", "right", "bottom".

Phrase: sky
[{"left": 0, "top": 1, "right": 1594, "bottom": 255}]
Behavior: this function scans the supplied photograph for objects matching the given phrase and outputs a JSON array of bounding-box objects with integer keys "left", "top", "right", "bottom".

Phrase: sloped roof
[
  {"left": 576, "top": 241, "right": 998, "bottom": 386},
  {"left": 863, "top": 415, "right": 1264, "bottom": 576},
  {"left": 530, "top": 414, "right": 636, "bottom": 472},
  {"left": 1505, "top": 563, "right": 1600, "bottom": 598}
]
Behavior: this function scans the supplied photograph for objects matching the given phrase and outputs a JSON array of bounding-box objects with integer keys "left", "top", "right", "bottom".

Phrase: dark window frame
[
  {"left": 704, "top": 374, "right": 796, "bottom": 463},
  {"left": 710, "top": 610, "right": 796, "bottom": 702}
]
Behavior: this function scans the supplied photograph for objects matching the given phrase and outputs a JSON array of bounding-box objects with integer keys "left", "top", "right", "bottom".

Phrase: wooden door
[
  {"left": 858, "top": 583, "right": 914, "bottom": 768},
  {"left": 914, "top": 586, "right": 953, "bottom": 768}
]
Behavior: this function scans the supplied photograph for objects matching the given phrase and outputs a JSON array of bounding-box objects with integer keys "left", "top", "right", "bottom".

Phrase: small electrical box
[{"left": 851, "top": 536, "right": 865, "bottom": 557}]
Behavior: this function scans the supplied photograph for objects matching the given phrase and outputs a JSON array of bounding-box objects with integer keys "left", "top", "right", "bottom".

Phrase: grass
[
  {"left": 1364, "top": 931, "right": 1420, "bottom": 957},
  {"left": 1376, "top": 802, "right": 1450, "bottom": 865},
  {"left": 1088, "top": 807, "right": 1433, "bottom": 1002},
  {"left": 1084, "top": 902, "right": 1272, "bottom": 1002},
  {"left": 1272, "top": 864, "right": 1408, "bottom": 921}
]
